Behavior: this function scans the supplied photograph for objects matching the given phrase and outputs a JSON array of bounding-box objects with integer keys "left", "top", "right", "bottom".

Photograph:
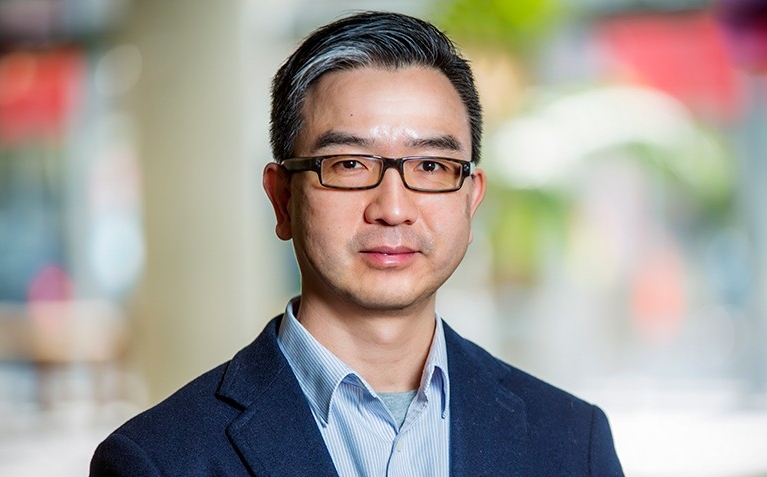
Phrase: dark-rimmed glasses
[{"left": 281, "top": 154, "right": 475, "bottom": 193}]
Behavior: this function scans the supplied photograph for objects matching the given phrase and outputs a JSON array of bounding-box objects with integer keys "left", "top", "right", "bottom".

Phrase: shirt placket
[{"left": 384, "top": 392, "right": 429, "bottom": 477}]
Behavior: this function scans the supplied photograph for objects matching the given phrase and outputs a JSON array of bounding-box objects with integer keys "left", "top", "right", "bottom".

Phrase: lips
[
  {"left": 363, "top": 245, "right": 416, "bottom": 255},
  {"left": 359, "top": 245, "right": 419, "bottom": 268},
  {"left": 352, "top": 229, "right": 433, "bottom": 268}
]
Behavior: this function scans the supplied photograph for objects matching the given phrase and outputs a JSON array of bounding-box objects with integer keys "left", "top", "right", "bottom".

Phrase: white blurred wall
[{"left": 123, "top": 0, "right": 293, "bottom": 404}]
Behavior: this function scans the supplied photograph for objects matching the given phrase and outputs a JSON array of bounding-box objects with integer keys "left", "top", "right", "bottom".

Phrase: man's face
[{"left": 264, "top": 66, "right": 485, "bottom": 315}]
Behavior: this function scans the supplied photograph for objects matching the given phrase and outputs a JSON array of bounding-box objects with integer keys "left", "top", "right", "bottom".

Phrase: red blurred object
[
  {"left": 630, "top": 245, "right": 687, "bottom": 344},
  {"left": 595, "top": 11, "right": 743, "bottom": 121},
  {"left": 714, "top": 0, "right": 767, "bottom": 73},
  {"left": 0, "top": 48, "right": 85, "bottom": 146},
  {"left": 27, "top": 264, "right": 74, "bottom": 303}
]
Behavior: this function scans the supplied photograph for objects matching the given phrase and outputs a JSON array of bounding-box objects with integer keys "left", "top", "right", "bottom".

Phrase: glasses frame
[{"left": 281, "top": 154, "right": 475, "bottom": 193}]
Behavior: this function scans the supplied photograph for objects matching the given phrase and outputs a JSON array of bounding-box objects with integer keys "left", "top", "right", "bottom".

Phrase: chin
[{"left": 344, "top": 289, "right": 436, "bottom": 315}]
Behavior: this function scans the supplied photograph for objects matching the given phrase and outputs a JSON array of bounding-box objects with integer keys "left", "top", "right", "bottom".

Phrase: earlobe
[{"left": 262, "top": 162, "right": 293, "bottom": 240}]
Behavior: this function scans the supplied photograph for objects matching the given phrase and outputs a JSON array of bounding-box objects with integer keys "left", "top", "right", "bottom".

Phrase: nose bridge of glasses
[{"left": 377, "top": 157, "right": 407, "bottom": 184}]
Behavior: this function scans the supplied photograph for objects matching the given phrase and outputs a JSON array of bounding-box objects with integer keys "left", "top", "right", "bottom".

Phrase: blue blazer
[{"left": 90, "top": 316, "right": 624, "bottom": 476}]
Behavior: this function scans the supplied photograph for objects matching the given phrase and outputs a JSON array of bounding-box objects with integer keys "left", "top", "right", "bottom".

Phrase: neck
[{"left": 295, "top": 294, "right": 436, "bottom": 392}]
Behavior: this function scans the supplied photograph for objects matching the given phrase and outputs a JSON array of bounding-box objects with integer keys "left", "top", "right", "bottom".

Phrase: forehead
[{"left": 295, "top": 66, "right": 471, "bottom": 156}]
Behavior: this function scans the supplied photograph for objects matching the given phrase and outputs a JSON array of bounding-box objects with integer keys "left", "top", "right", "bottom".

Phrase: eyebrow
[
  {"left": 407, "top": 135, "right": 463, "bottom": 153},
  {"left": 311, "top": 130, "right": 465, "bottom": 154},
  {"left": 312, "top": 131, "right": 372, "bottom": 150}
]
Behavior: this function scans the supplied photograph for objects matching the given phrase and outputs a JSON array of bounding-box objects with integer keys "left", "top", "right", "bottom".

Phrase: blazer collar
[
  {"left": 217, "top": 316, "right": 339, "bottom": 476},
  {"left": 216, "top": 316, "right": 531, "bottom": 477},
  {"left": 444, "top": 323, "right": 532, "bottom": 477}
]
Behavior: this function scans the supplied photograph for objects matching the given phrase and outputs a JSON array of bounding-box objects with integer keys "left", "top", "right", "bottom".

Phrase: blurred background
[{"left": 0, "top": 0, "right": 765, "bottom": 475}]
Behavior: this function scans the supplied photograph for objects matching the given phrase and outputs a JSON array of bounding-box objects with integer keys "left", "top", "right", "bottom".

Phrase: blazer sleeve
[
  {"left": 589, "top": 406, "right": 625, "bottom": 477},
  {"left": 90, "top": 433, "right": 161, "bottom": 477}
]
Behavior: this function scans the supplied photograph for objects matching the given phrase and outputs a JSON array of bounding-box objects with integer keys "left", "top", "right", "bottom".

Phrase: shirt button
[{"left": 396, "top": 440, "right": 404, "bottom": 452}]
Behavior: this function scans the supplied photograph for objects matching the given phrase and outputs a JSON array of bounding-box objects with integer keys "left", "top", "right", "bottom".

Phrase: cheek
[
  {"left": 291, "top": 190, "right": 355, "bottom": 249},
  {"left": 427, "top": 196, "right": 474, "bottom": 237}
]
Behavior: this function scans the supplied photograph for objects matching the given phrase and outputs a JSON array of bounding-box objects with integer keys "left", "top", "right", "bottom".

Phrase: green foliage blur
[{"left": 428, "top": 0, "right": 564, "bottom": 55}]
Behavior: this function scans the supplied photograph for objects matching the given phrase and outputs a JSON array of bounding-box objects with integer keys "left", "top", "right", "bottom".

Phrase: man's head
[
  {"left": 264, "top": 11, "right": 486, "bottom": 316},
  {"left": 270, "top": 11, "right": 483, "bottom": 164}
]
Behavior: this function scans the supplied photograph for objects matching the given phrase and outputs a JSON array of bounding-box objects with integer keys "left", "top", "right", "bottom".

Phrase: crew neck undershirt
[{"left": 378, "top": 390, "right": 417, "bottom": 429}]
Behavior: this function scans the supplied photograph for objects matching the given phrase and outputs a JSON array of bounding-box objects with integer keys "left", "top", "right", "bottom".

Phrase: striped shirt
[{"left": 277, "top": 297, "right": 450, "bottom": 477}]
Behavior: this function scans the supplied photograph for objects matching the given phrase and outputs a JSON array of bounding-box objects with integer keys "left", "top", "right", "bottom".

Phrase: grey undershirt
[{"left": 378, "top": 390, "right": 417, "bottom": 429}]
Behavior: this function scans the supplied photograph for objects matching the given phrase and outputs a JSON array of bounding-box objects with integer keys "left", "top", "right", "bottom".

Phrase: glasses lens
[
  {"left": 320, "top": 156, "right": 382, "bottom": 189},
  {"left": 403, "top": 158, "right": 463, "bottom": 191},
  {"left": 313, "top": 155, "right": 467, "bottom": 191}
]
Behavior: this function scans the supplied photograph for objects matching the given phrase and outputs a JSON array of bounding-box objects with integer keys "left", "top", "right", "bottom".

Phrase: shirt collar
[
  {"left": 420, "top": 316, "right": 450, "bottom": 419},
  {"left": 276, "top": 296, "right": 450, "bottom": 425}
]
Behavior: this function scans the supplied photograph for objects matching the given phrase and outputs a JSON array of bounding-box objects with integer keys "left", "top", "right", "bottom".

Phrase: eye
[
  {"left": 327, "top": 157, "right": 367, "bottom": 172},
  {"left": 415, "top": 159, "right": 450, "bottom": 174},
  {"left": 339, "top": 160, "right": 363, "bottom": 170}
]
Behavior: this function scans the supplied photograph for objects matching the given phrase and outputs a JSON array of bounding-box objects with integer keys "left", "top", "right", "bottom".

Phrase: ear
[
  {"left": 263, "top": 162, "right": 293, "bottom": 240},
  {"left": 467, "top": 167, "right": 486, "bottom": 243}
]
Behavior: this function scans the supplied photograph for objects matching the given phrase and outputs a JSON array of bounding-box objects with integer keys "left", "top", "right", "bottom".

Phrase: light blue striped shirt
[{"left": 277, "top": 297, "right": 450, "bottom": 477}]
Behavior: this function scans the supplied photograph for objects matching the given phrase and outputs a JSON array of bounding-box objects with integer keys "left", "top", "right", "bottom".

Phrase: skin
[{"left": 263, "top": 66, "right": 486, "bottom": 391}]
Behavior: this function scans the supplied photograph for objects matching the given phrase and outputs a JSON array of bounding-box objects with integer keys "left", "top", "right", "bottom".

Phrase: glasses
[{"left": 281, "top": 154, "right": 475, "bottom": 193}]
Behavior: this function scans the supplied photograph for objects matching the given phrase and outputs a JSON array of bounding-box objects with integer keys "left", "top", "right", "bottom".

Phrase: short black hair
[{"left": 270, "top": 11, "right": 483, "bottom": 163}]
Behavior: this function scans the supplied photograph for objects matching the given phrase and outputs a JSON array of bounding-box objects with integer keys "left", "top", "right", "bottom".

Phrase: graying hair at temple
[{"left": 269, "top": 11, "right": 483, "bottom": 164}]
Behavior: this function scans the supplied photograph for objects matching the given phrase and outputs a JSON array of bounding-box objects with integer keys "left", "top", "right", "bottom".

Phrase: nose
[{"left": 363, "top": 168, "right": 418, "bottom": 226}]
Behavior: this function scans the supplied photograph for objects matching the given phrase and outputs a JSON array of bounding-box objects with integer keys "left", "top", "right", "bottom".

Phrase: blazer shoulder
[
  {"left": 90, "top": 362, "right": 246, "bottom": 476},
  {"left": 446, "top": 322, "right": 593, "bottom": 406},
  {"left": 92, "top": 317, "right": 288, "bottom": 476},
  {"left": 111, "top": 361, "right": 235, "bottom": 444},
  {"left": 444, "top": 321, "right": 606, "bottom": 430},
  {"left": 445, "top": 322, "right": 624, "bottom": 476}
]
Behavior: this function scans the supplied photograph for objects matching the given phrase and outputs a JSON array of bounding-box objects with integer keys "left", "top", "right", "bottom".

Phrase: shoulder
[
  {"left": 444, "top": 322, "right": 606, "bottom": 432},
  {"left": 90, "top": 317, "right": 287, "bottom": 476},
  {"left": 115, "top": 362, "right": 235, "bottom": 439},
  {"left": 444, "top": 323, "right": 623, "bottom": 475},
  {"left": 91, "top": 363, "right": 242, "bottom": 477}
]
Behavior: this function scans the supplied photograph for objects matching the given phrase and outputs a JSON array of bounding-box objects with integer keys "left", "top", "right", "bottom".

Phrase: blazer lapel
[
  {"left": 445, "top": 324, "right": 532, "bottom": 477},
  {"left": 214, "top": 316, "right": 533, "bottom": 476},
  {"left": 217, "top": 317, "right": 339, "bottom": 477}
]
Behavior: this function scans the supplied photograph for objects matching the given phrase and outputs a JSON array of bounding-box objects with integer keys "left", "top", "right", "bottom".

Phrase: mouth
[
  {"left": 363, "top": 245, "right": 417, "bottom": 255},
  {"left": 360, "top": 245, "right": 419, "bottom": 267}
]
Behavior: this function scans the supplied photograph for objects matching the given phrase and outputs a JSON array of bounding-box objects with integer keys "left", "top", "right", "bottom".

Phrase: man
[{"left": 90, "top": 11, "right": 624, "bottom": 477}]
